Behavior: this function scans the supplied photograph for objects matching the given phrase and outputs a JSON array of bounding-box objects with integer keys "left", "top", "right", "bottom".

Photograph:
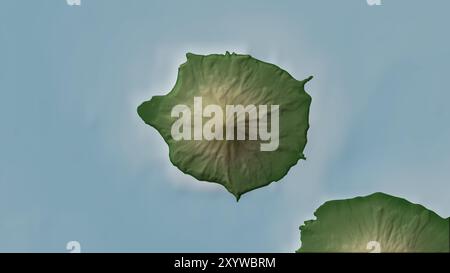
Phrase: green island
[
  {"left": 138, "top": 52, "right": 312, "bottom": 200},
  {"left": 298, "top": 192, "right": 450, "bottom": 253}
]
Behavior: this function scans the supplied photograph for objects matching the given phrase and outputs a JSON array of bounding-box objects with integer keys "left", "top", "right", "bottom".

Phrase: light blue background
[{"left": 0, "top": 0, "right": 449, "bottom": 252}]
